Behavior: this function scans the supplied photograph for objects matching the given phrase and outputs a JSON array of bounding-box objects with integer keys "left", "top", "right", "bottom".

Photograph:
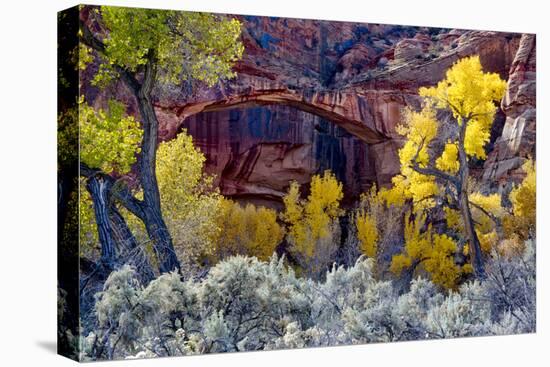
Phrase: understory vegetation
[{"left": 76, "top": 241, "right": 534, "bottom": 360}]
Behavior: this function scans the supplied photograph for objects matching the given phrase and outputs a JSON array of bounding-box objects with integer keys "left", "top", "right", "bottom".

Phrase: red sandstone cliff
[
  {"left": 483, "top": 34, "right": 536, "bottom": 186},
  {"left": 81, "top": 13, "right": 535, "bottom": 206}
]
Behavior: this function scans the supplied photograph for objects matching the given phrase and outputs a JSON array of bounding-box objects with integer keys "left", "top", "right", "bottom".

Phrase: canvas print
[{"left": 57, "top": 4, "right": 536, "bottom": 362}]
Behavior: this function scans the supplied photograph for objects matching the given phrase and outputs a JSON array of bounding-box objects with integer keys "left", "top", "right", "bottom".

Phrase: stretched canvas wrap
[{"left": 57, "top": 4, "right": 536, "bottom": 362}]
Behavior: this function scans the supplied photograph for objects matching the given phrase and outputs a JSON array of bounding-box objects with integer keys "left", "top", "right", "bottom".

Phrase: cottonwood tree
[
  {"left": 384, "top": 56, "right": 506, "bottom": 278},
  {"left": 79, "top": 101, "right": 141, "bottom": 263},
  {"left": 214, "top": 198, "right": 284, "bottom": 262},
  {"left": 503, "top": 160, "right": 536, "bottom": 242},
  {"left": 79, "top": 6, "right": 243, "bottom": 274},
  {"left": 282, "top": 170, "right": 344, "bottom": 277},
  {"left": 76, "top": 101, "right": 156, "bottom": 336}
]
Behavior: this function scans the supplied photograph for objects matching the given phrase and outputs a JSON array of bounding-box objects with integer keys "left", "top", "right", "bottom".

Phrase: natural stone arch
[
  {"left": 152, "top": 86, "right": 411, "bottom": 191},
  {"left": 155, "top": 86, "right": 413, "bottom": 145}
]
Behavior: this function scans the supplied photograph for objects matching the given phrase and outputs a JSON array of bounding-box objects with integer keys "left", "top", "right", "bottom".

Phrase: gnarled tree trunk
[
  {"left": 131, "top": 55, "right": 180, "bottom": 274},
  {"left": 110, "top": 206, "right": 156, "bottom": 283},
  {"left": 86, "top": 174, "right": 117, "bottom": 269},
  {"left": 82, "top": 165, "right": 156, "bottom": 282},
  {"left": 80, "top": 23, "right": 181, "bottom": 275}
]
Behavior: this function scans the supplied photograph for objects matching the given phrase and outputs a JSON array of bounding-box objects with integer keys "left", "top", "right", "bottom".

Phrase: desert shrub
[
  {"left": 392, "top": 278, "right": 443, "bottom": 340},
  {"left": 483, "top": 239, "right": 536, "bottom": 333},
  {"left": 91, "top": 265, "right": 144, "bottom": 359},
  {"left": 199, "top": 256, "right": 311, "bottom": 352},
  {"left": 82, "top": 240, "right": 535, "bottom": 360},
  {"left": 425, "top": 281, "right": 491, "bottom": 338}
]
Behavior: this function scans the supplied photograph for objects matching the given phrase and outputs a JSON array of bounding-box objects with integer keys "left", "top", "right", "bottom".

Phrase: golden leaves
[
  {"left": 503, "top": 159, "right": 536, "bottom": 241},
  {"left": 390, "top": 212, "right": 467, "bottom": 289},
  {"left": 419, "top": 56, "right": 506, "bottom": 159},
  {"left": 282, "top": 171, "right": 344, "bottom": 260},
  {"left": 156, "top": 130, "right": 222, "bottom": 264},
  {"left": 356, "top": 210, "right": 378, "bottom": 258},
  {"left": 436, "top": 142, "right": 460, "bottom": 174},
  {"left": 214, "top": 199, "right": 284, "bottom": 261}
]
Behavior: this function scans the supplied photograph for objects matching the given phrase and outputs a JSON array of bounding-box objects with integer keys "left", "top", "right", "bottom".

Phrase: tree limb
[
  {"left": 469, "top": 201, "right": 503, "bottom": 236},
  {"left": 408, "top": 137, "right": 460, "bottom": 187},
  {"left": 79, "top": 19, "right": 141, "bottom": 93},
  {"left": 410, "top": 162, "right": 460, "bottom": 187},
  {"left": 80, "top": 163, "right": 145, "bottom": 220}
]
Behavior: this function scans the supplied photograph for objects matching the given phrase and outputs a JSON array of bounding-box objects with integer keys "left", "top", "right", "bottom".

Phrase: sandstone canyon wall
[
  {"left": 81, "top": 13, "right": 536, "bottom": 207},
  {"left": 483, "top": 34, "right": 536, "bottom": 187}
]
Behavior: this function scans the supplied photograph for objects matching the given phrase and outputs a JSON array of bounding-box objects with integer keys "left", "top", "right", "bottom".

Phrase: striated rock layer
[
  {"left": 483, "top": 34, "right": 536, "bottom": 187},
  {"left": 81, "top": 13, "right": 536, "bottom": 206},
  {"left": 184, "top": 105, "right": 375, "bottom": 208}
]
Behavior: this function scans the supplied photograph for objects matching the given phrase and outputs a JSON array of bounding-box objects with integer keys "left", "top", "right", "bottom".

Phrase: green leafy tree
[
  {"left": 79, "top": 5, "right": 244, "bottom": 273},
  {"left": 80, "top": 99, "right": 142, "bottom": 175},
  {"left": 78, "top": 99, "right": 156, "bottom": 284}
]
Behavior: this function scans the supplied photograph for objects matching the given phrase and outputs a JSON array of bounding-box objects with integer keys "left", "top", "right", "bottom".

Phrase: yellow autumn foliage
[
  {"left": 470, "top": 192, "right": 503, "bottom": 249},
  {"left": 390, "top": 105, "right": 440, "bottom": 209},
  {"left": 214, "top": 198, "right": 284, "bottom": 261},
  {"left": 419, "top": 55, "right": 507, "bottom": 160},
  {"left": 282, "top": 170, "right": 343, "bottom": 261},
  {"left": 444, "top": 191, "right": 504, "bottom": 255},
  {"left": 155, "top": 130, "right": 224, "bottom": 266},
  {"left": 510, "top": 160, "right": 536, "bottom": 219},
  {"left": 356, "top": 210, "right": 378, "bottom": 258},
  {"left": 503, "top": 159, "right": 536, "bottom": 241},
  {"left": 392, "top": 56, "right": 506, "bottom": 212},
  {"left": 282, "top": 181, "right": 307, "bottom": 253},
  {"left": 435, "top": 142, "right": 460, "bottom": 174},
  {"left": 443, "top": 206, "right": 462, "bottom": 232},
  {"left": 469, "top": 192, "right": 504, "bottom": 253},
  {"left": 390, "top": 212, "right": 468, "bottom": 289},
  {"left": 377, "top": 183, "right": 407, "bottom": 208},
  {"left": 387, "top": 56, "right": 507, "bottom": 277},
  {"left": 355, "top": 186, "right": 385, "bottom": 258}
]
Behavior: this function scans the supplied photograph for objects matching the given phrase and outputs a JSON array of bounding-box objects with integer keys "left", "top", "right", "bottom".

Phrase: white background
[{"left": 0, "top": 0, "right": 547, "bottom": 365}]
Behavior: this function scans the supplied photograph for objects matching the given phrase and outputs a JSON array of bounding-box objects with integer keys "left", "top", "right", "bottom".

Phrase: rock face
[
  {"left": 81, "top": 13, "right": 535, "bottom": 206},
  {"left": 184, "top": 105, "right": 375, "bottom": 208},
  {"left": 393, "top": 38, "right": 429, "bottom": 62},
  {"left": 483, "top": 34, "right": 536, "bottom": 186}
]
